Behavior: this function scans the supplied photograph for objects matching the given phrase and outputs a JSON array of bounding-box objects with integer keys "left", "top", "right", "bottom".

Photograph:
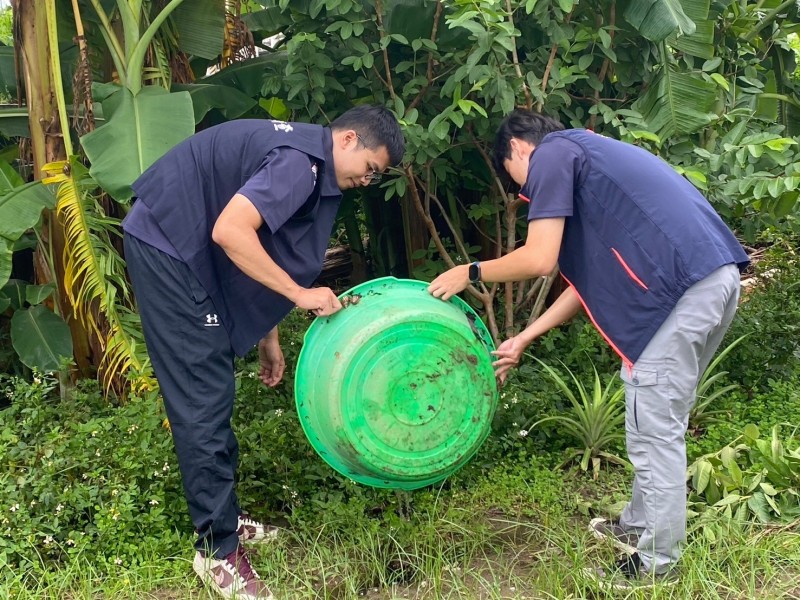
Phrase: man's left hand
[
  {"left": 428, "top": 264, "right": 470, "bottom": 301},
  {"left": 258, "top": 336, "right": 285, "bottom": 387}
]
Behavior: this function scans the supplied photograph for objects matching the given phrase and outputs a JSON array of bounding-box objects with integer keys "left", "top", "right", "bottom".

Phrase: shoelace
[{"left": 226, "top": 546, "right": 261, "bottom": 582}]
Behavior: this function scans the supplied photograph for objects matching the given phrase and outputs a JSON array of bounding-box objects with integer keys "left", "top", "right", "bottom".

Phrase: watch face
[{"left": 469, "top": 263, "right": 479, "bottom": 282}]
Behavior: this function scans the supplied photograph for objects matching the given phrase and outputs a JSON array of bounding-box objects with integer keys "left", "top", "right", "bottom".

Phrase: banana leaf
[
  {"left": 0, "top": 179, "right": 56, "bottom": 288},
  {"left": 172, "top": 82, "right": 257, "bottom": 123},
  {"left": 634, "top": 66, "right": 717, "bottom": 139},
  {"left": 625, "top": 0, "right": 696, "bottom": 42},
  {"left": 172, "top": 0, "right": 225, "bottom": 60},
  {"left": 80, "top": 85, "right": 194, "bottom": 202},
  {"left": 10, "top": 305, "right": 73, "bottom": 372}
]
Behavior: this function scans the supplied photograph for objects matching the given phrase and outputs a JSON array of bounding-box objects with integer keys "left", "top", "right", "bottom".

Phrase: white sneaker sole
[{"left": 589, "top": 517, "right": 639, "bottom": 555}]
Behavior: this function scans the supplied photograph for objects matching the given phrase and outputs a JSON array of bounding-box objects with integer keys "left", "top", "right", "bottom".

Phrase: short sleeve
[
  {"left": 520, "top": 137, "right": 584, "bottom": 221},
  {"left": 238, "top": 147, "right": 318, "bottom": 233}
]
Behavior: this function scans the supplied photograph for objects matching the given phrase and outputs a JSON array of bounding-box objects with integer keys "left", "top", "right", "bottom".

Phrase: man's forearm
[{"left": 518, "top": 286, "right": 582, "bottom": 345}]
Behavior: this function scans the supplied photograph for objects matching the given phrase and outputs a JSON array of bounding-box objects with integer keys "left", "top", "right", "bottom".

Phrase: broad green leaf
[
  {"left": 744, "top": 424, "right": 760, "bottom": 442},
  {"left": 0, "top": 160, "right": 24, "bottom": 193},
  {"left": 172, "top": 83, "right": 257, "bottom": 123},
  {"left": 0, "top": 295, "right": 9, "bottom": 314},
  {"left": 0, "top": 106, "right": 30, "bottom": 139},
  {"left": 710, "top": 73, "right": 729, "bottom": 91},
  {"left": 2, "top": 279, "right": 26, "bottom": 310},
  {"left": 172, "top": 0, "right": 225, "bottom": 60},
  {"left": 747, "top": 492, "right": 772, "bottom": 523},
  {"left": 714, "top": 493, "right": 741, "bottom": 507},
  {"left": 26, "top": 283, "right": 55, "bottom": 306},
  {"left": 624, "top": 0, "right": 696, "bottom": 42},
  {"left": 241, "top": 7, "right": 293, "bottom": 35},
  {"left": 259, "top": 97, "right": 291, "bottom": 120},
  {"left": 80, "top": 86, "right": 195, "bottom": 202},
  {"left": 774, "top": 191, "right": 799, "bottom": 218},
  {"left": 692, "top": 459, "right": 712, "bottom": 493},
  {"left": 0, "top": 181, "right": 55, "bottom": 286},
  {"left": 634, "top": 67, "right": 716, "bottom": 139},
  {"left": 202, "top": 53, "right": 286, "bottom": 97},
  {"left": 10, "top": 305, "right": 73, "bottom": 372}
]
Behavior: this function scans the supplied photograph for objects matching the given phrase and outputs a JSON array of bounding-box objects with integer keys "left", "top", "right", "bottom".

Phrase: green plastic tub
[{"left": 294, "top": 277, "right": 498, "bottom": 490}]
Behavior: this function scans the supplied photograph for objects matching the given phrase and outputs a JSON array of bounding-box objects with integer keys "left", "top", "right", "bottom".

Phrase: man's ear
[
  {"left": 509, "top": 137, "right": 523, "bottom": 159},
  {"left": 340, "top": 129, "right": 358, "bottom": 148}
]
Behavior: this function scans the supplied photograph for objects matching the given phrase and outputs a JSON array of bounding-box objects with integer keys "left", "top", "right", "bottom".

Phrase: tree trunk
[{"left": 14, "top": 0, "right": 95, "bottom": 377}]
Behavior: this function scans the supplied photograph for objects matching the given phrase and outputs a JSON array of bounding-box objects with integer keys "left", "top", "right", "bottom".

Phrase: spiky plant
[{"left": 527, "top": 358, "right": 627, "bottom": 479}]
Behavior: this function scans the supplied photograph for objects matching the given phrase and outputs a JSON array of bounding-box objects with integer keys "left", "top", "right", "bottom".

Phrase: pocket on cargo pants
[{"left": 621, "top": 361, "right": 674, "bottom": 444}]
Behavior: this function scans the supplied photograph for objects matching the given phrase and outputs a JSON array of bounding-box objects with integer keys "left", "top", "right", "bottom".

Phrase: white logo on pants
[{"left": 205, "top": 314, "right": 219, "bottom": 327}]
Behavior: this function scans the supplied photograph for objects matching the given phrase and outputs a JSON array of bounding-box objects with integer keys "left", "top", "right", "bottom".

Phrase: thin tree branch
[
  {"left": 407, "top": 1, "right": 443, "bottom": 113},
  {"left": 373, "top": 0, "right": 396, "bottom": 101},
  {"left": 505, "top": 0, "right": 532, "bottom": 110}
]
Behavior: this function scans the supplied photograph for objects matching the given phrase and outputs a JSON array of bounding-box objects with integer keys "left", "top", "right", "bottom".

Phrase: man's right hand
[
  {"left": 492, "top": 335, "right": 529, "bottom": 385},
  {"left": 293, "top": 287, "right": 343, "bottom": 317}
]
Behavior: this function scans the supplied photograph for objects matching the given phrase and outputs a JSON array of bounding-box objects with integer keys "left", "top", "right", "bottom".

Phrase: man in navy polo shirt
[
  {"left": 429, "top": 109, "right": 748, "bottom": 589},
  {"left": 122, "top": 105, "right": 404, "bottom": 600}
]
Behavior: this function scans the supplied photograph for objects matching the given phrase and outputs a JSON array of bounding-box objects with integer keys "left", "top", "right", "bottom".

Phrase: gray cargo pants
[{"left": 618, "top": 263, "right": 741, "bottom": 574}]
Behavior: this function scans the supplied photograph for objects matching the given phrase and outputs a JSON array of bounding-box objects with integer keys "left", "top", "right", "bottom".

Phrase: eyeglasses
[{"left": 356, "top": 133, "right": 383, "bottom": 185}]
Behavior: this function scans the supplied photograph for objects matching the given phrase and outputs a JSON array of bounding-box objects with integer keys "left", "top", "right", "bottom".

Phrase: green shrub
[
  {"left": 687, "top": 424, "right": 800, "bottom": 544},
  {"left": 0, "top": 374, "right": 189, "bottom": 571}
]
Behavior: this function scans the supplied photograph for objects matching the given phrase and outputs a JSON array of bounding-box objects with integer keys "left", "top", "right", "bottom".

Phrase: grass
[{"left": 3, "top": 462, "right": 799, "bottom": 599}]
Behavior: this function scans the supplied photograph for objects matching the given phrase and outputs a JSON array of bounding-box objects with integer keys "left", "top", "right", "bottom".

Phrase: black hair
[
  {"left": 330, "top": 104, "right": 405, "bottom": 166},
  {"left": 492, "top": 109, "right": 565, "bottom": 173}
]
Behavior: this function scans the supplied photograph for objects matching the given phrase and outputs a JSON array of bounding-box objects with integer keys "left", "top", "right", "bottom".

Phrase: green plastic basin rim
[{"left": 294, "top": 276, "right": 498, "bottom": 490}]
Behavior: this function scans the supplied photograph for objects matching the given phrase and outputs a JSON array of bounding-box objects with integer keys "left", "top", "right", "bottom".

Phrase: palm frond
[{"left": 42, "top": 158, "right": 154, "bottom": 395}]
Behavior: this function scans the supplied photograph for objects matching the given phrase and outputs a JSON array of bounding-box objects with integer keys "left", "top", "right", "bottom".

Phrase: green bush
[{"left": 0, "top": 374, "right": 188, "bottom": 571}]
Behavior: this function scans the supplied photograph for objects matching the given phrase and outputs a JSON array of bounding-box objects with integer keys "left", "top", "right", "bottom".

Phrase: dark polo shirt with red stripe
[{"left": 519, "top": 130, "right": 749, "bottom": 365}]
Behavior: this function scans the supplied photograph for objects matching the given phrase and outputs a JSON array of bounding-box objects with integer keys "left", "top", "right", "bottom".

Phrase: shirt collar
[{"left": 321, "top": 128, "right": 341, "bottom": 198}]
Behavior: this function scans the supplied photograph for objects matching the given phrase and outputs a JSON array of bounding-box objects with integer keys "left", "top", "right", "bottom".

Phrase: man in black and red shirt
[{"left": 430, "top": 109, "right": 747, "bottom": 589}]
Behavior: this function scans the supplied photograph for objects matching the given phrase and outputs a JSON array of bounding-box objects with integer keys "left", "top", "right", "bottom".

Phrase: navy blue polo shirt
[
  {"left": 520, "top": 130, "right": 749, "bottom": 365},
  {"left": 122, "top": 120, "right": 342, "bottom": 356}
]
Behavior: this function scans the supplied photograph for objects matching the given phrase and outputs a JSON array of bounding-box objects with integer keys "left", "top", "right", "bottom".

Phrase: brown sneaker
[
  {"left": 238, "top": 513, "right": 281, "bottom": 544},
  {"left": 193, "top": 546, "right": 274, "bottom": 600},
  {"left": 589, "top": 517, "right": 640, "bottom": 554}
]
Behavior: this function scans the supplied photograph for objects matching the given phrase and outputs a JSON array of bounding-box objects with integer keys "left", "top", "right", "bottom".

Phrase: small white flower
[
  {"left": 274, "top": 409, "right": 284, "bottom": 417},
  {"left": 290, "top": 491, "right": 298, "bottom": 499},
  {"left": 519, "top": 430, "right": 528, "bottom": 437},
  {"left": 43, "top": 535, "right": 54, "bottom": 545},
  {"left": 512, "top": 422, "right": 519, "bottom": 427},
  {"left": 55, "top": 504, "right": 63, "bottom": 514},
  {"left": 162, "top": 463, "right": 170, "bottom": 471},
  {"left": 34, "top": 377, "right": 42, "bottom": 384},
  {"left": 10, "top": 503, "right": 19, "bottom": 512},
  {"left": 95, "top": 449, "right": 101, "bottom": 457},
  {"left": 82, "top": 473, "right": 89, "bottom": 480},
  {"left": 91, "top": 430, "right": 98, "bottom": 437},
  {"left": 114, "top": 558, "right": 123, "bottom": 565},
  {"left": 149, "top": 499, "right": 159, "bottom": 506},
  {"left": 127, "top": 424, "right": 138, "bottom": 434},
  {"left": 66, "top": 539, "right": 76, "bottom": 546},
  {"left": 504, "top": 403, "right": 509, "bottom": 409},
  {"left": 30, "top": 500, "right": 37, "bottom": 507}
]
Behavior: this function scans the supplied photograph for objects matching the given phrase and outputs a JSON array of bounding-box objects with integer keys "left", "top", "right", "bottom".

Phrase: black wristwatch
[{"left": 468, "top": 261, "right": 481, "bottom": 283}]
